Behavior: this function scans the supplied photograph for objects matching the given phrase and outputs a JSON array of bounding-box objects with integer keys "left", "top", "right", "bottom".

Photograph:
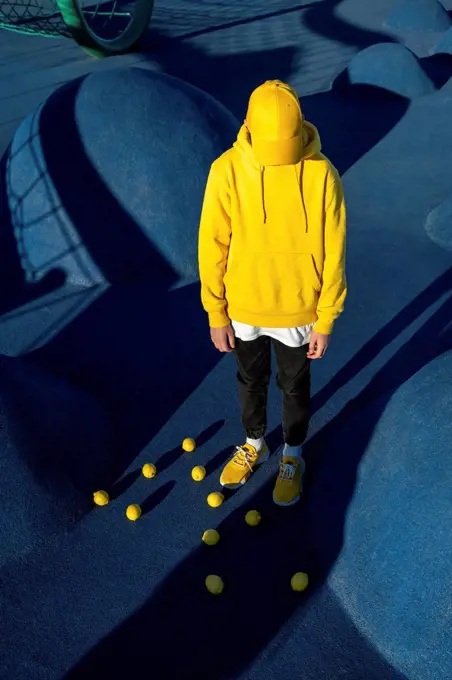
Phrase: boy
[{"left": 198, "top": 80, "right": 346, "bottom": 506}]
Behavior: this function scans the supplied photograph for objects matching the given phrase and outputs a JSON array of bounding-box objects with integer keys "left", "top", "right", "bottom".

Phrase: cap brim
[{"left": 252, "top": 135, "right": 303, "bottom": 166}]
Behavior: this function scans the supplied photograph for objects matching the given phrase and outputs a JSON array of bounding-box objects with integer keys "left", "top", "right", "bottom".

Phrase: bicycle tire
[{"left": 56, "top": 0, "right": 154, "bottom": 57}]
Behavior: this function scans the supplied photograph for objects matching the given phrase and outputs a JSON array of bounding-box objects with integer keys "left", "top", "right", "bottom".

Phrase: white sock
[
  {"left": 283, "top": 444, "right": 302, "bottom": 459},
  {"left": 246, "top": 437, "right": 264, "bottom": 452}
]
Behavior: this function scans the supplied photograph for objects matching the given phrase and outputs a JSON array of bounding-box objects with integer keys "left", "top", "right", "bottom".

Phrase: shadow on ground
[
  {"left": 140, "top": 0, "right": 452, "bottom": 175},
  {"left": 65, "top": 269, "right": 452, "bottom": 680},
  {"left": 0, "top": 76, "right": 224, "bottom": 491},
  {"left": 0, "top": 152, "right": 68, "bottom": 316},
  {"left": 0, "top": 6, "right": 414, "bottom": 492},
  {"left": 2, "top": 2, "right": 451, "bottom": 678},
  {"left": 139, "top": 0, "right": 409, "bottom": 174}
]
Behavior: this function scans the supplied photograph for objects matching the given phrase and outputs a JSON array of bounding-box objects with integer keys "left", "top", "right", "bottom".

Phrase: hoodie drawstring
[
  {"left": 261, "top": 166, "right": 267, "bottom": 223},
  {"left": 296, "top": 162, "right": 308, "bottom": 233},
  {"left": 260, "top": 164, "right": 307, "bottom": 228}
]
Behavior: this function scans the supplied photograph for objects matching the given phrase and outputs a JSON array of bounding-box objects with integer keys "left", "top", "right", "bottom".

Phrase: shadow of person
[{"left": 64, "top": 275, "right": 452, "bottom": 680}]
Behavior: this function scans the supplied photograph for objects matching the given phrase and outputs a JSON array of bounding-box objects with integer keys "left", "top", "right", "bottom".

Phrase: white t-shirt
[{"left": 231, "top": 320, "right": 313, "bottom": 348}]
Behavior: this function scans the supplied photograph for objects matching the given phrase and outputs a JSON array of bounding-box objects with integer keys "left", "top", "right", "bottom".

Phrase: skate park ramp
[
  {"left": 432, "top": 25, "right": 452, "bottom": 53},
  {"left": 1, "top": 1, "right": 452, "bottom": 679},
  {"left": 385, "top": 0, "right": 451, "bottom": 32},
  {"left": 426, "top": 195, "right": 452, "bottom": 250}
]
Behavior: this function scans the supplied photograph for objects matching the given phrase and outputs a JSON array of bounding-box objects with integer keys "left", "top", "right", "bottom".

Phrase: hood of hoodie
[{"left": 233, "top": 121, "right": 322, "bottom": 223}]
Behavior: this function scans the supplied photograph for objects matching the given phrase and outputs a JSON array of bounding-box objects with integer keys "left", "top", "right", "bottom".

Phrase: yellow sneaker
[
  {"left": 220, "top": 442, "right": 269, "bottom": 489},
  {"left": 273, "top": 456, "right": 305, "bottom": 506}
]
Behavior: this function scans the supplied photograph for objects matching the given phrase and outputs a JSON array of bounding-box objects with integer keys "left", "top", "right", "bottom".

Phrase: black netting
[{"left": 0, "top": 0, "right": 70, "bottom": 36}]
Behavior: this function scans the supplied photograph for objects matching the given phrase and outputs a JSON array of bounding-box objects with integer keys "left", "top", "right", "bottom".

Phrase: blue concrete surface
[
  {"left": 432, "top": 25, "right": 452, "bottom": 53},
  {"left": 426, "top": 194, "right": 452, "bottom": 251},
  {"left": 347, "top": 43, "right": 435, "bottom": 97},
  {"left": 2, "top": 68, "right": 238, "bottom": 288},
  {"left": 1, "top": 1, "right": 452, "bottom": 679},
  {"left": 385, "top": 0, "right": 451, "bottom": 32},
  {"left": 0, "top": 353, "right": 112, "bottom": 565},
  {"left": 309, "top": 309, "right": 452, "bottom": 680}
]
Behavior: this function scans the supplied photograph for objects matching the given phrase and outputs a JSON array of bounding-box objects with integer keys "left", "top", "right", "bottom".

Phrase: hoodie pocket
[
  {"left": 226, "top": 251, "right": 321, "bottom": 316},
  {"left": 309, "top": 253, "right": 321, "bottom": 292},
  {"left": 285, "top": 252, "right": 321, "bottom": 302}
]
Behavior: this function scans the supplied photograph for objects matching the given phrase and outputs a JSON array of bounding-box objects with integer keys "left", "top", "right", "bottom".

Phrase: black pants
[{"left": 235, "top": 336, "right": 311, "bottom": 447}]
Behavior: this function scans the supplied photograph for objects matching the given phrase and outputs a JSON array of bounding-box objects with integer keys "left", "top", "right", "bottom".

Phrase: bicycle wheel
[{"left": 56, "top": 0, "right": 153, "bottom": 57}]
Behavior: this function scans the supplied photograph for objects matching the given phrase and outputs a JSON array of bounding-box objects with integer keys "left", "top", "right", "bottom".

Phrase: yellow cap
[{"left": 246, "top": 80, "right": 303, "bottom": 166}]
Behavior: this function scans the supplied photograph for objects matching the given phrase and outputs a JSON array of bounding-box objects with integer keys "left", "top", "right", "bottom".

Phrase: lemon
[
  {"left": 192, "top": 465, "right": 206, "bottom": 482},
  {"left": 93, "top": 490, "right": 109, "bottom": 506},
  {"left": 291, "top": 572, "right": 309, "bottom": 592},
  {"left": 207, "top": 492, "right": 224, "bottom": 508},
  {"left": 126, "top": 504, "right": 142, "bottom": 521},
  {"left": 205, "top": 575, "right": 224, "bottom": 595},
  {"left": 142, "top": 463, "right": 157, "bottom": 478},
  {"left": 245, "top": 510, "right": 261, "bottom": 526},
  {"left": 202, "top": 529, "right": 220, "bottom": 546},
  {"left": 182, "top": 438, "right": 196, "bottom": 452}
]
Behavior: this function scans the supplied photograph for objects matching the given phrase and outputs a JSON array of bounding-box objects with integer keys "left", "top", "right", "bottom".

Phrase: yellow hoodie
[{"left": 198, "top": 81, "right": 346, "bottom": 335}]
